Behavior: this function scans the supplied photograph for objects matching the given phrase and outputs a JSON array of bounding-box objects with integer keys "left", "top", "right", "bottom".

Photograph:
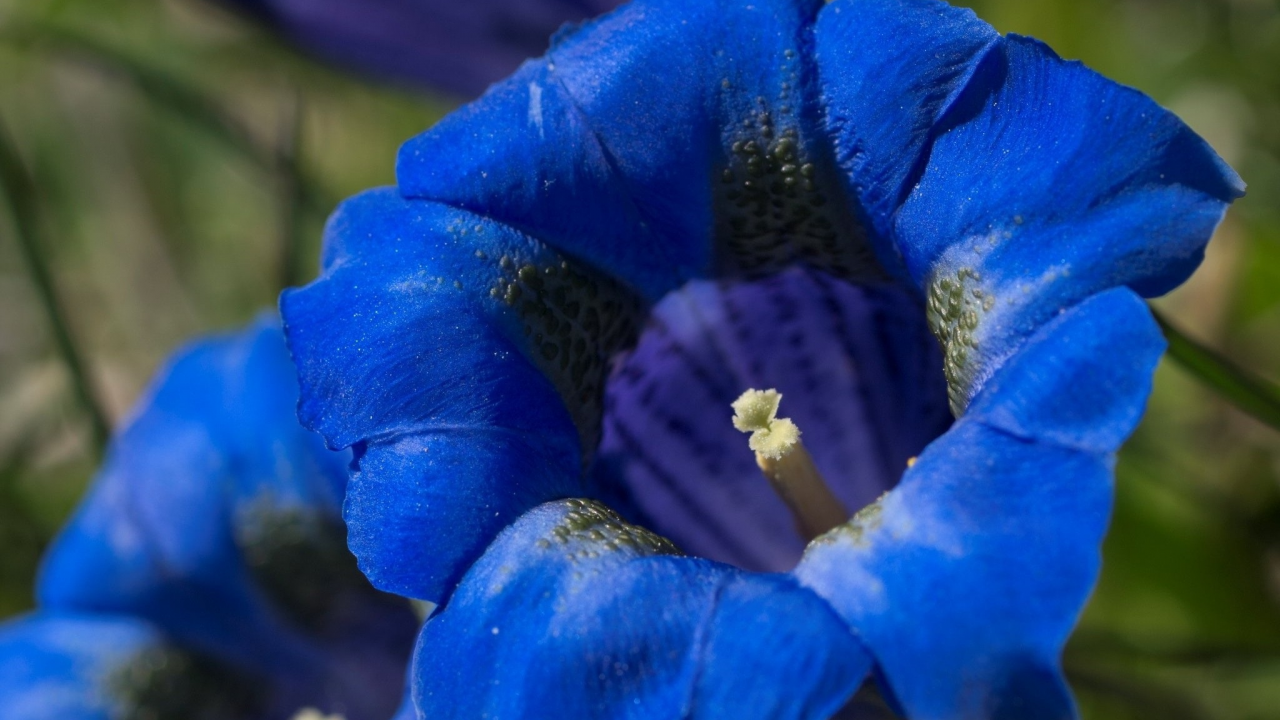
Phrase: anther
[{"left": 731, "top": 389, "right": 849, "bottom": 541}]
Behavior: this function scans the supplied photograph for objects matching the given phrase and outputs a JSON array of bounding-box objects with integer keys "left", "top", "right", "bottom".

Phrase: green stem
[
  {"left": 1152, "top": 307, "right": 1280, "bottom": 432},
  {"left": 0, "top": 120, "right": 110, "bottom": 456}
]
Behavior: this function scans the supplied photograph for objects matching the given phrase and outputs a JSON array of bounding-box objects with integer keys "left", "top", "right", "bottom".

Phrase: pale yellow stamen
[{"left": 732, "top": 388, "right": 850, "bottom": 541}]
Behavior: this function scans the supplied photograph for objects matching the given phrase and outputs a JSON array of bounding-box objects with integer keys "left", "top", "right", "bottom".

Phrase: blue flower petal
[
  {"left": 814, "top": 0, "right": 1000, "bottom": 269},
  {"left": 282, "top": 188, "right": 588, "bottom": 601},
  {"left": 40, "top": 315, "right": 342, "bottom": 662},
  {"left": 216, "top": 0, "right": 622, "bottom": 97},
  {"left": 397, "top": 0, "right": 868, "bottom": 300},
  {"left": 0, "top": 612, "right": 160, "bottom": 720},
  {"left": 595, "top": 267, "right": 949, "bottom": 572},
  {"left": 37, "top": 316, "right": 415, "bottom": 719},
  {"left": 816, "top": 0, "right": 1241, "bottom": 411},
  {"left": 793, "top": 288, "right": 1165, "bottom": 720},
  {"left": 0, "top": 611, "right": 282, "bottom": 719},
  {"left": 415, "top": 499, "right": 870, "bottom": 719}
]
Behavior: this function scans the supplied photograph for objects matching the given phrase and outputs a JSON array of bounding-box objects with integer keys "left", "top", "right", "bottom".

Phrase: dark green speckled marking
[
  {"left": 108, "top": 645, "right": 264, "bottom": 720},
  {"left": 491, "top": 253, "right": 643, "bottom": 456},
  {"left": 925, "top": 267, "right": 993, "bottom": 415},
  {"left": 536, "top": 498, "right": 681, "bottom": 560},
  {"left": 715, "top": 50, "right": 880, "bottom": 281}
]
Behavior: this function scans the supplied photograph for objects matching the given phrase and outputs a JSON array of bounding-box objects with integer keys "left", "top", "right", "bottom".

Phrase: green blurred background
[{"left": 1, "top": 0, "right": 1278, "bottom": 717}]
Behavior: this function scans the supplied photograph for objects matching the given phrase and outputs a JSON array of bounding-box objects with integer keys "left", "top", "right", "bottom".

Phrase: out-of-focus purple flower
[
  {"left": 0, "top": 315, "right": 418, "bottom": 720},
  {"left": 213, "top": 0, "right": 623, "bottom": 96}
]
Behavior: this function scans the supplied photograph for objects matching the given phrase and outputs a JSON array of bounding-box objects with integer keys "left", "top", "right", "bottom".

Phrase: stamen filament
[{"left": 732, "top": 389, "right": 850, "bottom": 541}]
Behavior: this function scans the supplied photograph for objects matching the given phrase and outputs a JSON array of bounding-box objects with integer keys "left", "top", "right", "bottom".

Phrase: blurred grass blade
[
  {"left": 0, "top": 120, "right": 110, "bottom": 456},
  {"left": 1154, "top": 307, "right": 1280, "bottom": 431},
  {"left": 1067, "top": 666, "right": 1214, "bottom": 720},
  {"left": 4, "top": 21, "right": 255, "bottom": 163},
  {"left": 277, "top": 89, "right": 309, "bottom": 290},
  {"left": 0, "top": 21, "right": 332, "bottom": 216}
]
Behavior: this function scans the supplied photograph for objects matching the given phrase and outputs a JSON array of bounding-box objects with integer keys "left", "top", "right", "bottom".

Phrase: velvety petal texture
[
  {"left": 35, "top": 315, "right": 416, "bottom": 720},
  {"left": 413, "top": 499, "right": 870, "bottom": 720},
  {"left": 794, "top": 289, "right": 1166, "bottom": 720},
  {"left": 278, "top": 0, "right": 1242, "bottom": 717},
  {"left": 214, "top": 0, "right": 622, "bottom": 97}
]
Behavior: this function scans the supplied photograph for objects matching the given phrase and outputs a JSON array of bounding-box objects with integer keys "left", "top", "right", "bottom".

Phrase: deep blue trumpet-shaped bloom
[
  {"left": 0, "top": 316, "right": 418, "bottom": 720},
  {"left": 280, "top": 0, "right": 1244, "bottom": 717},
  {"left": 214, "top": 0, "right": 621, "bottom": 96}
]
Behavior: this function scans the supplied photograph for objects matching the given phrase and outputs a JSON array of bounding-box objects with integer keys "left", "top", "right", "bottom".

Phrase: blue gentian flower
[
  {"left": 279, "top": 0, "right": 1244, "bottom": 717},
  {"left": 213, "top": 0, "right": 622, "bottom": 96},
  {"left": 0, "top": 315, "right": 418, "bottom": 720}
]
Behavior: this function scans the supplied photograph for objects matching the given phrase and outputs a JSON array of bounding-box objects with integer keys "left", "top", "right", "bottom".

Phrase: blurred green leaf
[{"left": 1154, "top": 307, "right": 1280, "bottom": 432}]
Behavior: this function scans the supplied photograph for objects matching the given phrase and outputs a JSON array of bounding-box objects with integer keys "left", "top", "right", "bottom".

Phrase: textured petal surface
[
  {"left": 37, "top": 316, "right": 415, "bottom": 720},
  {"left": 414, "top": 499, "right": 870, "bottom": 720},
  {"left": 595, "top": 267, "right": 950, "bottom": 572},
  {"left": 216, "top": 0, "right": 622, "bottom": 97},
  {"left": 817, "top": 0, "right": 1242, "bottom": 410},
  {"left": 794, "top": 289, "right": 1166, "bottom": 720}
]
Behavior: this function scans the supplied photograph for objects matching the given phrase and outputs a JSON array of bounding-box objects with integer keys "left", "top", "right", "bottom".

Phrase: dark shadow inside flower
[{"left": 592, "top": 268, "right": 952, "bottom": 573}]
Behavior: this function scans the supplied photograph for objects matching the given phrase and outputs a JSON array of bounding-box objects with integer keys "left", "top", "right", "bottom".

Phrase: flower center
[
  {"left": 593, "top": 267, "right": 953, "bottom": 573},
  {"left": 732, "top": 388, "right": 850, "bottom": 541}
]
